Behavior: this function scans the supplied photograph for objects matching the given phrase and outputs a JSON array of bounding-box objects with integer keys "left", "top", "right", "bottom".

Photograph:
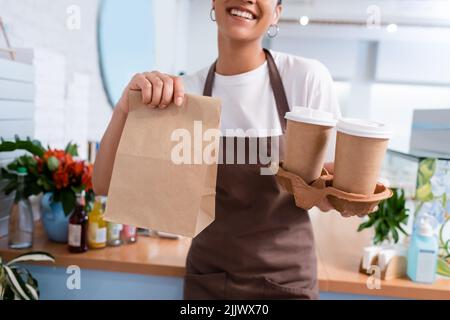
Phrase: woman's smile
[{"left": 227, "top": 7, "right": 258, "bottom": 23}]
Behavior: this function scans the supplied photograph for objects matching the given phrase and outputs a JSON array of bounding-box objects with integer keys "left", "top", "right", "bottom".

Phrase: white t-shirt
[{"left": 182, "top": 50, "right": 341, "bottom": 161}]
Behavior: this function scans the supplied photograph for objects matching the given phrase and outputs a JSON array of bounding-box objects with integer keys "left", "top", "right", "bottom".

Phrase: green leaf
[
  {"left": 397, "top": 224, "right": 409, "bottom": 236},
  {"left": 0, "top": 154, "right": 45, "bottom": 198},
  {"left": 2, "top": 283, "right": 15, "bottom": 300},
  {"left": 71, "top": 185, "right": 83, "bottom": 194},
  {"left": 417, "top": 173, "right": 425, "bottom": 189},
  {"left": 0, "top": 137, "right": 45, "bottom": 157},
  {"left": 37, "top": 176, "right": 53, "bottom": 191},
  {"left": 65, "top": 142, "right": 79, "bottom": 157},
  {"left": 3, "top": 265, "right": 31, "bottom": 300},
  {"left": 373, "top": 233, "right": 383, "bottom": 245},
  {"left": 25, "top": 283, "right": 39, "bottom": 300},
  {"left": 360, "top": 188, "right": 409, "bottom": 245},
  {"left": 7, "top": 251, "right": 55, "bottom": 266},
  {"left": 61, "top": 189, "right": 76, "bottom": 216},
  {"left": 416, "top": 183, "right": 434, "bottom": 202},
  {"left": 12, "top": 267, "right": 40, "bottom": 300},
  {"left": 392, "top": 227, "right": 399, "bottom": 243},
  {"left": 10, "top": 267, "right": 39, "bottom": 300},
  {"left": 437, "top": 258, "right": 450, "bottom": 277},
  {"left": 380, "top": 221, "right": 389, "bottom": 237},
  {"left": 357, "top": 220, "right": 375, "bottom": 232},
  {"left": 418, "top": 158, "right": 436, "bottom": 181}
]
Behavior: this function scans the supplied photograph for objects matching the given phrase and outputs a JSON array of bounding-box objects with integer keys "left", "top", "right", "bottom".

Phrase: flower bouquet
[{"left": 0, "top": 137, "right": 94, "bottom": 215}]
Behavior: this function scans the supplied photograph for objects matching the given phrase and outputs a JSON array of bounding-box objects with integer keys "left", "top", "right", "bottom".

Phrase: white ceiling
[{"left": 281, "top": 0, "right": 450, "bottom": 26}]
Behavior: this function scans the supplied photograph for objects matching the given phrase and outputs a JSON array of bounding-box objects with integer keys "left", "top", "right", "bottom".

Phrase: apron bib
[{"left": 184, "top": 49, "right": 319, "bottom": 300}]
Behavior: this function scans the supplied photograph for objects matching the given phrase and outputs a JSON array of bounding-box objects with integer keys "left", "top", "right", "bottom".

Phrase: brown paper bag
[{"left": 104, "top": 91, "right": 221, "bottom": 238}]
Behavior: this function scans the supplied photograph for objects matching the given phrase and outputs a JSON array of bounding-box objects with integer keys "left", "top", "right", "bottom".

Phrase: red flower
[
  {"left": 39, "top": 147, "right": 93, "bottom": 192},
  {"left": 82, "top": 163, "right": 93, "bottom": 191},
  {"left": 44, "top": 149, "right": 71, "bottom": 164},
  {"left": 35, "top": 156, "right": 44, "bottom": 173},
  {"left": 68, "top": 161, "right": 84, "bottom": 177},
  {"left": 63, "top": 153, "right": 74, "bottom": 166},
  {"left": 53, "top": 167, "right": 69, "bottom": 189}
]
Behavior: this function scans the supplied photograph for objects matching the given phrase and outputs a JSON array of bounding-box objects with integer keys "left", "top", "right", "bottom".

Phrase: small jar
[
  {"left": 107, "top": 222, "right": 123, "bottom": 247},
  {"left": 121, "top": 225, "right": 137, "bottom": 244}
]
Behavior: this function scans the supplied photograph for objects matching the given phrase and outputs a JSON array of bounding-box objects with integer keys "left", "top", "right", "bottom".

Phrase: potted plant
[
  {"left": 0, "top": 251, "right": 55, "bottom": 300},
  {"left": 0, "top": 137, "right": 94, "bottom": 243},
  {"left": 358, "top": 188, "right": 410, "bottom": 245}
]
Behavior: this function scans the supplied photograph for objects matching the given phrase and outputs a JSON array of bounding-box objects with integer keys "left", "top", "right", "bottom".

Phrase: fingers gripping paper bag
[{"left": 104, "top": 91, "right": 222, "bottom": 238}]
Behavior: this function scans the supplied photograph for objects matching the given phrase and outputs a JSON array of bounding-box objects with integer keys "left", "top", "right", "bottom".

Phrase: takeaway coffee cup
[
  {"left": 284, "top": 107, "right": 337, "bottom": 184},
  {"left": 332, "top": 118, "right": 392, "bottom": 195}
]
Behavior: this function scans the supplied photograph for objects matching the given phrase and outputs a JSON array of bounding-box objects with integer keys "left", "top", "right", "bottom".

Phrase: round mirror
[{"left": 98, "top": 0, "right": 155, "bottom": 107}]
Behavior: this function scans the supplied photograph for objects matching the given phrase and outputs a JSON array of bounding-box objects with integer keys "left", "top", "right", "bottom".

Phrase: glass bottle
[
  {"left": 8, "top": 167, "right": 33, "bottom": 249},
  {"left": 107, "top": 221, "right": 123, "bottom": 247},
  {"left": 121, "top": 225, "right": 137, "bottom": 244},
  {"left": 68, "top": 191, "right": 89, "bottom": 253},
  {"left": 88, "top": 198, "right": 107, "bottom": 249}
]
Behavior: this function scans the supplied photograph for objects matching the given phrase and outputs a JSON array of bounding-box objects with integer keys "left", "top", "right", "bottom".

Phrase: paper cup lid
[
  {"left": 337, "top": 118, "right": 392, "bottom": 139},
  {"left": 285, "top": 107, "right": 337, "bottom": 127}
]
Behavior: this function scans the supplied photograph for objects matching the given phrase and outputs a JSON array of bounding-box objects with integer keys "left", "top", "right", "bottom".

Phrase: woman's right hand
[
  {"left": 116, "top": 71, "right": 185, "bottom": 114},
  {"left": 93, "top": 71, "right": 184, "bottom": 195}
]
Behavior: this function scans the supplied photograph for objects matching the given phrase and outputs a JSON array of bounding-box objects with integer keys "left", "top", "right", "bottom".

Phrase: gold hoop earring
[
  {"left": 210, "top": 8, "right": 216, "bottom": 22},
  {"left": 267, "top": 24, "right": 279, "bottom": 38}
]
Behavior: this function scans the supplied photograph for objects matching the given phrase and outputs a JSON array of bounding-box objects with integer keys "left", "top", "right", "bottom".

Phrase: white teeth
[{"left": 230, "top": 8, "right": 255, "bottom": 20}]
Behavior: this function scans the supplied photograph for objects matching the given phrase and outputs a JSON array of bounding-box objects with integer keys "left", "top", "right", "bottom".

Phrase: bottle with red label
[
  {"left": 121, "top": 225, "right": 138, "bottom": 244},
  {"left": 68, "top": 191, "right": 89, "bottom": 253}
]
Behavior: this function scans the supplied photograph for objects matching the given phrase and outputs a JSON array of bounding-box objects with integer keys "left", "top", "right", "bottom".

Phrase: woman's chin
[{"left": 222, "top": 28, "right": 258, "bottom": 42}]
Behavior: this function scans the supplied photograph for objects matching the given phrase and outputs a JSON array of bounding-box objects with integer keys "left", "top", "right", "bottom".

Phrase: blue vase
[{"left": 41, "top": 192, "right": 71, "bottom": 243}]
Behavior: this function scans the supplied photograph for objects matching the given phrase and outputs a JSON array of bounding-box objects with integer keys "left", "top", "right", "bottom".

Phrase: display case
[{"left": 381, "top": 149, "right": 450, "bottom": 277}]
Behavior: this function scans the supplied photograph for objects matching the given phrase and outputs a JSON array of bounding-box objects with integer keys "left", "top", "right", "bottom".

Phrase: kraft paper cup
[
  {"left": 332, "top": 118, "right": 392, "bottom": 196},
  {"left": 284, "top": 107, "right": 337, "bottom": 184}
]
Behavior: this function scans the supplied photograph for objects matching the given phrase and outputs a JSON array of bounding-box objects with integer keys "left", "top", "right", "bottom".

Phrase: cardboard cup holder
[{"left": 276, "top": 163, "right": 393, "bottom": 216}]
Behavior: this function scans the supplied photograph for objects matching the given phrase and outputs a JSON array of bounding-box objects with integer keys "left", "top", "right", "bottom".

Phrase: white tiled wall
[
  {"left": 0, "top": 57, "right": 35, "bottom": 165},
  {"left": 0, "top": 0, "right": 190, "bottom": 148},
  {"left": 0, "top": 0, "right": 190, "bottom": 151},
  {"left": 0, "top": 0, "right": 111, "bottom": 146}
]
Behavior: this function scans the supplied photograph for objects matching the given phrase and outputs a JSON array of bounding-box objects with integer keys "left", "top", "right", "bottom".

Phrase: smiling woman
[{"left": 94, "top": 0, "right": 341, "bottom": 301}]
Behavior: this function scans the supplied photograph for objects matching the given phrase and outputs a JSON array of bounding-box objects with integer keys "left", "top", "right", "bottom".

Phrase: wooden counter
[
  {"left": 0, "top": 224, "right": 190, "bottom": 278},
  {"left": 1, "top": 209, "right": 449, "bottom": 299},
  {"left": 309, "top": 210, "right": 450, "bottom": 300}
]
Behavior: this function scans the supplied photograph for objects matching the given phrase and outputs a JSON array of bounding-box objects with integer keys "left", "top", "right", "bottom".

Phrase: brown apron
[{"left": 184, "top": 49, "right": 318, "bottom": 300}]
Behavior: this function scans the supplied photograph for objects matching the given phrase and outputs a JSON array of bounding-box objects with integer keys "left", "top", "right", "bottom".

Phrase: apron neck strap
[{"left": 203, "top": 48, "right": 290, "bottom": 132}]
